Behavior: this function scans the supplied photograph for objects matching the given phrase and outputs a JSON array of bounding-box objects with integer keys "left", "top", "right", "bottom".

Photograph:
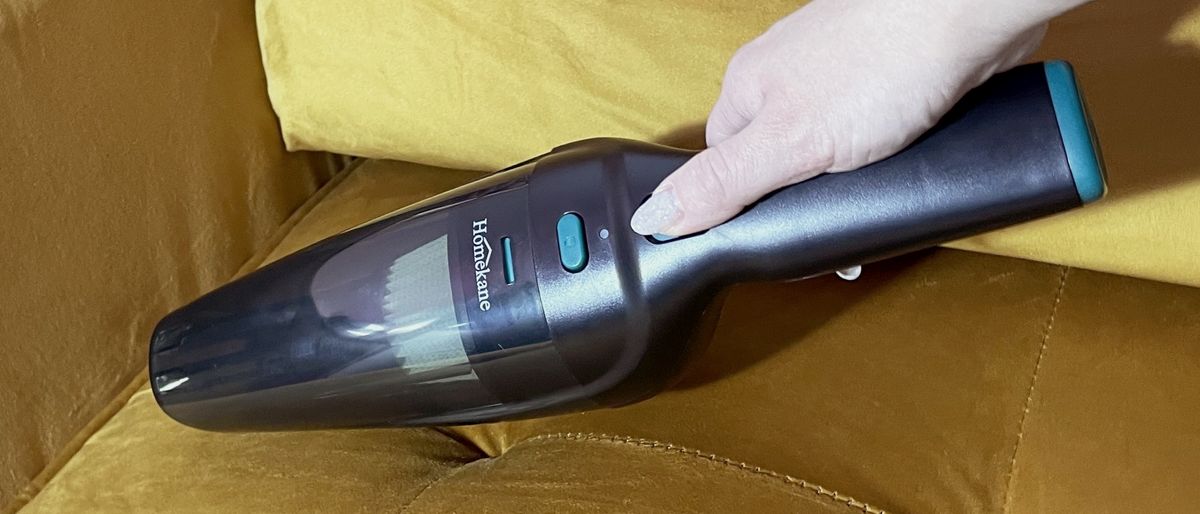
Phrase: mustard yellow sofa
[{"left": 3, "top": 2, "right": 1199, "bottom": 513}]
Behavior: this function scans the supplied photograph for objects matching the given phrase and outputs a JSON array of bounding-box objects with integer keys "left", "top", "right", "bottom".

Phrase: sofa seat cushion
[
  {"left": 21, "top": 159, "right": 1200, "bottom": 513},
  {"left": 17, "top": 388, "right": 484, "bottom": 513}
]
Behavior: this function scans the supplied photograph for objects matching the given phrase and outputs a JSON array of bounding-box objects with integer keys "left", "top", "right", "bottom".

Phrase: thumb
[{"left": 630, "top": 119, "right": 829, "bottom": 236}]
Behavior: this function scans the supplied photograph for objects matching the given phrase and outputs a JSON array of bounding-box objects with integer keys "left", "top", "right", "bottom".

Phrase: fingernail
[{"left": 630, "top": 189, "right": 680, "bottom": 235}]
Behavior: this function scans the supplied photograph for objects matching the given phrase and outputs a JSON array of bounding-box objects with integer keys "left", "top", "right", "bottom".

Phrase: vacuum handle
[{"left": 711, "top": 61, "right": 1105, "bottom": 281}]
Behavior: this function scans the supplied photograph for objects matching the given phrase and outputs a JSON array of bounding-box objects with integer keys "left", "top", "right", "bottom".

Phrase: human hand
[{"left": 630, "top": 0, "right": 1090, "bottom": 237}]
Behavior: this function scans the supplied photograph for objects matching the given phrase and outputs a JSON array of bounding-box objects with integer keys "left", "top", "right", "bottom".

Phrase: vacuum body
[{"left": 150, "top": 61, "right": 1105, "bottom": 431}]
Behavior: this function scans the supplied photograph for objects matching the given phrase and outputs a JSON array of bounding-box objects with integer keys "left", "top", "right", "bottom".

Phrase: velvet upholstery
[
  {"left": 5, "top": 1, "right": 1199, "bottom": 512},
  {"left": 0, "top": 0, "right": 341, "bottom": 509},
  {"left": 18, "top": 160, "right": 1200, "bottom": 513}
]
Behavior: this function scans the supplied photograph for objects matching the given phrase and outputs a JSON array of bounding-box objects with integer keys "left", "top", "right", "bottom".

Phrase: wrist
[{"left": 940, "top": 0, "right": 1088, "bottom": 34}]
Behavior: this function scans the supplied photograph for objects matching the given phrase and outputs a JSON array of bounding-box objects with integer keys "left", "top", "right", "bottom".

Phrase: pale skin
[{"left": 630, "top": 0, "right": 1093, "bottom": 237}]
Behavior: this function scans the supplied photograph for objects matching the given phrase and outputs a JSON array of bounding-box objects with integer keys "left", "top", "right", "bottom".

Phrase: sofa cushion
[
  {"left": 0, "top": 0, "right": 341, "bottom": 509},
  {"left": 18, "top": 389, "right": 483, "bottom": 513},
  {"left": 19, "top": 158, "right": 1200, "bottom": 513},
  {"left": 256, "top": 0, "right": 1200, "bottom": 289},
  {"left": 398, "top": 434, "right": 873, "bottom": 513}
]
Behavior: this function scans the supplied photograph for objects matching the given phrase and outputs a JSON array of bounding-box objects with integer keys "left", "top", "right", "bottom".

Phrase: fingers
[
  {"left": 628, "top": 0, "right": 1065, "bottom": 239},
  {"left": 705, "top": 85, "right": 756, "bottom": 147},
  {"left": 705, "top": 49, "right": 765, "bottom": 147},
  {"left": 629, "top": 41, "right": 780, "bottom": 237},
  {"left": 630, "top": 116, "right": 831, "bottom": 236}
]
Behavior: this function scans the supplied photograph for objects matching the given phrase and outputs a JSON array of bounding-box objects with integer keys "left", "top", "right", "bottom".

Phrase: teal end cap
[{"left": 1044, "top": 60, "right": 1108, "bottom": 204}]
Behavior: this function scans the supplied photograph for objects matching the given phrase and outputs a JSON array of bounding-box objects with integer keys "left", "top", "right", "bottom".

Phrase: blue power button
[{"left": 556, "top": 213, "right": 588, "bottom": 272}]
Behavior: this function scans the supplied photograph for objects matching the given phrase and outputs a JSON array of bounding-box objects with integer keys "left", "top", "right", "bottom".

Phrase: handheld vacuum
[{"left": 150, "top": 61, "right": 1106, "bottom": 431}]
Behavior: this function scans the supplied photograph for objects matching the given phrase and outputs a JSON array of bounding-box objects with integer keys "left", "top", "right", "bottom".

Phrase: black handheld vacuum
[{"left": 149, "top": 61, "right": 1106, "bottom": 431}]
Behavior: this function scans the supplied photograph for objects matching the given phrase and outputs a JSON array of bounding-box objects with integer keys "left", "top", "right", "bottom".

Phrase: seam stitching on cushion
[
  {"left": 520, "top": 432, "right": 887, "bottom": 514},
  {"left": 3, "top": 157, "right": 364, "bottom": 514},
  {"left": 1001, "top": 266, "right": 1070, "bottom": 514},
  {"left": 398, "top": 458, "right": 489, "bottom": 513}
]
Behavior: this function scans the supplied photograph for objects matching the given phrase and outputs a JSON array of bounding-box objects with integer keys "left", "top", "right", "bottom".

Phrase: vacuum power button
[{"left": 556, "top": 213, "right": 588, "bottom": 272}]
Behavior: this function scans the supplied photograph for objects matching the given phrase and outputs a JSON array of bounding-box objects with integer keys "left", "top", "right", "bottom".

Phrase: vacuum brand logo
[{"left": 471, "top": 218, "right": 493, "bottom": 311}]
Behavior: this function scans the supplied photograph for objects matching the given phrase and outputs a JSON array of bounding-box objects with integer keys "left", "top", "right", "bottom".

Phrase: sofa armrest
[{"left": 0, "top": 1, "right": 341, "bottom": 509}]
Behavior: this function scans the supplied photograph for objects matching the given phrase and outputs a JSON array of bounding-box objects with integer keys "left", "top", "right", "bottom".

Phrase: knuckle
[
  {"left": 759, "top": 113, "right": 836, "bottom": 179},
  {"left": 727, "top": 42, "right": 760, "bottom": 74},
  {"left": 723, "top": 43, "right": 766, "bottom": 92},
  {"left": 800, "top": 124, "right": 837, "bottom": 172}
]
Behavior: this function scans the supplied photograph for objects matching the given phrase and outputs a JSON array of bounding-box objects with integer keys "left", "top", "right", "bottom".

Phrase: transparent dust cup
[{"left": 149, "top": 210, "right": 504, "bottom": 430}]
